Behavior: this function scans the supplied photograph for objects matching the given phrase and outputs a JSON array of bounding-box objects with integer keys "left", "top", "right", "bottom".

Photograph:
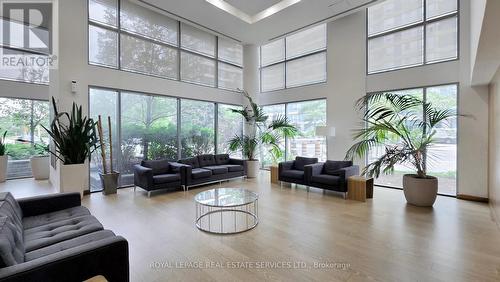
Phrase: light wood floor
[{"left": 2, "top": 173, "right": 500, "bottom": 281}]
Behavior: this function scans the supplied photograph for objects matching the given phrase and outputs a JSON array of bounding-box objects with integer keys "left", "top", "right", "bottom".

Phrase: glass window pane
[
  {"left": 120, "top": 35, "right": 178, "bottom": 79},
  {"left": 120, "top": 92, "right": 178, "bottom": 185},
  {"left": 218, "top": 63, "right": 243, "bottom": 91},
  {"left": 120, "top": 0, "right": 178, "bottom": 45},
  {"left": 286, "top": 100, "right": 327, "bottom": 162},
  {"left": 180, "top": 52, "right": 216, "bottom": 86},
  {"left": 218, "top": 37, "right": 243, "bottom": 66},
  {"left": 368, "top": 26, "right": 423, "bottom": 73},
  {"left": 260, "top": 104, "right": 286, "bottom": 168},
  {"left": 426, "top": 84, "right": 457, "bottom": 196},
  {"left": 286, "top": 52, "right": 326, "bottom": 88},
  {"left": 217, "top": 104, "right": 243, "bottom": 158},
  {"left": 180, "top": 23, "right": 216, "bottom": 57},
  {"left": 89, "top": 25, "right": 118, "bottom": 68},
  {"left": 368, "top": 0, "right": 423, "bottom": 36},
  {"left": 286, "top": 24, "right": 327, "bottom": 59},
  {"left": 0, "top": 98, "right": 49, "bottom": 179},
  {"left": 89, "top": 88, "right": 118, "bottom": 191},
  {"left": 181, "top": 100, "right": 215, "bottom": 158},
  {"left": 261, "top": 63, "right": 285, "bottom": 92},
  {"left": 0, "top": 49, "right": 49, "bottom": 84},
  {"left": 89, "top": 0, "right": 118, "bottom": 27},
  {"left": 425, "top": 17, "right": 458, "bottom": 63},
  {"left": 261, "top": 39, "right": 285, "bottom": 67},
  {"left": 426, "top": 0, "right": 457, "bottom": 19}
]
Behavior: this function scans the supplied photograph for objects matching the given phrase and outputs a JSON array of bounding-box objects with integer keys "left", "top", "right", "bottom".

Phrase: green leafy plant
[
  {"left": 42, "top": 97, "right": 100, "bottom": 164},
  {"left": 0, "top": 129, "right": 6, "bottom": 156},
  {"left": 228, "top": 91, "right": 298, "bottom": 161},
  {"left": 345, "top": 92, "right": 463, "bottom": 179}
]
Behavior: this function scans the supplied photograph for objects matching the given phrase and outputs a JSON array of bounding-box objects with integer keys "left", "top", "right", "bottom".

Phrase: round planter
[
  {"left": 246, "top": 160, "right": 260, "bottom": 178},
  {"left": 403, "top": 174, "right": 438, "bottom": 207},
  {"left": 0, "top": 155, "right": 7, "bottom": 182},
  {"left": 30, "top": 156, "right": 49, "bottom": 180}
]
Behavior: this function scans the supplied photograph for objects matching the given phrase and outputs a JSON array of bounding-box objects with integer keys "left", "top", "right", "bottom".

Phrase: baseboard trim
[{"left": 457, "top": 194, "right": 489, "bottom": 203}]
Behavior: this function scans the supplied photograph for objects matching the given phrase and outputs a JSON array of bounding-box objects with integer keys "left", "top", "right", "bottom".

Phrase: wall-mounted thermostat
[{"left": 71, "top": 80, "right": 77, "bottom": 93}]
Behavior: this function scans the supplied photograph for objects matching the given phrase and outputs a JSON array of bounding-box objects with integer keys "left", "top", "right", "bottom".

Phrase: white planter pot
[
  {"left": 0, "top": 155, "right": 7, "bottom": 182},
  {"left": 60, "top": 163, "right": 86, "bottom": 197},
  {"left": 246, "top": 160, "right": 260, "bottom": 178},
  {"left": 403, "top": 174, "right": 438, "bottom": 207},
  {"left": 30, "top": 156, "right": 49, "bottom": 180}
]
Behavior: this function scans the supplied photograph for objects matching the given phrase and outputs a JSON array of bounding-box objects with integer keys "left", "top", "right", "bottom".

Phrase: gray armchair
[
  {"left": 305, "top": 160, "right": 359, "bottom": 198},
  {"left": 133, "top": 159, "right": 188, "bottom": 196}
]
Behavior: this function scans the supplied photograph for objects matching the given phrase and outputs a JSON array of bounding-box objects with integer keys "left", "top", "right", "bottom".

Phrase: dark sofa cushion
[
  {"left": 281, "top": 170, "right": 304, "bottom": 180},
  {"left": 198, "top": 154, "right": 216, "bottom": 167},
  {"left": 24, "top": 215, "right": 103, "bottom": 252},
  {"left": 191, "top": 168, "right": 212, "bottom": 179},
  {"left": 311, "top": 174, "right": 341, "bottom": 185},
  {"left": 178, "top": 157, "right": 200, "bottom": 168},
  {"left": 0, "top": 216, "right": 24, "bottom": 267},
  {"left": 294, "top": 157, "right": 318, "bottom": 171},
  {"left": 22, "top": 206, "right": 90, "bottom": 230},
  {"left": 153, "top": 174, "right": 181, "bottom": 184},
  {"left": 215, "top": 154, "right": 230, "bottom": 165},
  {"left": 220, "top": 164, "right": 244, "bottom": 172},
  {"left": 24, "top": 230, "right": 116, "bottom": 262},
  {"left": 324, "top": 161, "right": 353, "bottom": 175},
  {"left": 202, "top": 166, "right": 228, "bottom": 175},
  {"left": 141, "top": 159, "right": 170, "bottom": 175}
]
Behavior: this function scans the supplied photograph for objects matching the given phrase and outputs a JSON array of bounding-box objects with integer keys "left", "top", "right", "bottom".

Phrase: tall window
[
  {"left": 88, "top": 87, "right": 242, "bottom": 191},
  {"left": 367, "top": 84, "right": 457, "bottom": 196},
  {"left": 0, "top": 98, "right": 49, "bottom": 179},
  {"left": 260, "top": 24, "right": 327, "bottom": 92},
  {"left": 88, "top": 0, "right": 243, "bottom": 91},
  {"left": 260, "top": 100, "right": 327, "bottom": 168},
  {"left": 367, "top": 0, "right": 458, "bottom": 74}
]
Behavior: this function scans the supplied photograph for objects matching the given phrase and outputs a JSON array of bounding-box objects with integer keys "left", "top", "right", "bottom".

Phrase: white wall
[
  {"left": 489, "top": 67, "right": 500, "bottom": 222},
  {"left": 258, "top": 0, "right": 489, "bottom": 198}
]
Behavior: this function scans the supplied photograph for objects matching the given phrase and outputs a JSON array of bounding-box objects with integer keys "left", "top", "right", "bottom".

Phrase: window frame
[
  {"left": 259, "top": 24, "right": 328, "bottom": 93},
  {"left": 366, "top": 0, "right": 459, "bottom": 75},
  {"left": 87, "top": 0, "right": 243, "bottom": 92}
]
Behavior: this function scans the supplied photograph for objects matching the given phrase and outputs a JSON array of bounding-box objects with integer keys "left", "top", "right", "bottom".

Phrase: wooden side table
[
  {"left": 347, "top": 176, "right": 374, "bottom": 202},
  {"left": 270, "top": 166, "right": 279, "bottom": 184}
]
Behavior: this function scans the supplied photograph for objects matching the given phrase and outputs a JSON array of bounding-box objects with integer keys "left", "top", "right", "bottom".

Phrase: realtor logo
[{"left": 2, "top": 1, "right": 52, "bottom": 54}]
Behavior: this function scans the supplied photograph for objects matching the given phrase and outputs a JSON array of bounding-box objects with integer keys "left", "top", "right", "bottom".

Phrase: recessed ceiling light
[{"left": 205, "top": 0, "right": 301, "bottom": 24}]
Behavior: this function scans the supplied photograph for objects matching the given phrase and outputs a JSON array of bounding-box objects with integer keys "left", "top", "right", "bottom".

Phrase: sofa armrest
[
  {"left": 332, "top": 165, "right": 360, "bottom": 187},
  {"left": 133, "top": 164, "right": 153, "bottom": 190},
  {"left": 278, "top": 161, "right": 294, "bottom": 173},
  {"left": 18, "top": 193, "right": 81, "bottom": 217},
  {"left": 0, "top": 235, "right": 129, "bottom": 282},
  {"left": 305, "top": 163, "right": 324, "bottom": 176},
  {"left": 169, "top": 162, "right": 189, "bottom": 173},
  {"left": 228, "top": 159, "right": 247, "bottom": 174},
  {"left": 183, "top": 165, "right": 193, "bottom": 185}
]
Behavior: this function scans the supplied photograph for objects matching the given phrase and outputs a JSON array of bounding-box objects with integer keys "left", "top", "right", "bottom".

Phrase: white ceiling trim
[{"left": 205, "top": 0, "right": 301, "bottom": 24}]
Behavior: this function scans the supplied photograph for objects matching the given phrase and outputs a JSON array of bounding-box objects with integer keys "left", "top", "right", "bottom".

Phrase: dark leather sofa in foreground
[
  {"left": 279, "top": 157, "right": 359, "bottom": 198},
  {"left": 178, "top": 154, "right": 246, "bottom": 191},
  {"left": 0, "top": 192, "right": 129, "bottom": 282}
]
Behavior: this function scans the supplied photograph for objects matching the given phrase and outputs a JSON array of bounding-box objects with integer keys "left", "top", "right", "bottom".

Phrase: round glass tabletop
[{"left": 194, "top": 188, "right": 258, "bottom": 207}]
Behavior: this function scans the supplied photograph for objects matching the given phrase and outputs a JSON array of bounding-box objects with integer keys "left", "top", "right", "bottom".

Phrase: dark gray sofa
[
  {"left": 0, "top": 192, "right": 129, "bottom": 282},
  {"left": 178, "top": 154, "right": 246, "bottom": 191},
  {"left": 305, "top": 160, "right": 359, "bottom": 197},
  {"left": 278, "top": 156, "right": 319, "bottom": 186},
  {"left": 133, "top": 159, "right": 189, "bottom": 196}
]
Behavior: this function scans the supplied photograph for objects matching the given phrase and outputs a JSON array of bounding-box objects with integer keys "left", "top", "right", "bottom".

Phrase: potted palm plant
[
  {"left": 228, "top": 91, "right": 298, "bottom": 178},
  {"left": 345, "top": 92, "right": 462, "bottom": 207},
  {"left": 0, "top": 129, "right": 7, "bottom": 182},
  {"left": 42, "top": 97, "right": 99, "bottom": 196}
]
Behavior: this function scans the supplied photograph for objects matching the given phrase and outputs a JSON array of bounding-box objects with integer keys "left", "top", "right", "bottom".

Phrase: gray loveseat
[
  {"left": 178, "top": 154, "right": 246, "bottom": 191},
  {"left": 0, "top": 192, "right": 129, "bottom": 282}
]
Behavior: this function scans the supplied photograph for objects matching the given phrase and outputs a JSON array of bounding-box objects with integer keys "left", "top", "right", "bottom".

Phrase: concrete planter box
[{"left": 30, "top": 156, "right": 49, "bottom": 180}]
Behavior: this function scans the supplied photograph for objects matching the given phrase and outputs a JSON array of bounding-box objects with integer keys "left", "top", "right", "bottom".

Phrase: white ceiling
[{"left": 140, "top": 0, "right": 380, "bottom": 44}]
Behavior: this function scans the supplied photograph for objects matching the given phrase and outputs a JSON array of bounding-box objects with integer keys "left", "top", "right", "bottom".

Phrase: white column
[{"left": 242, "top": 44, "right": 260, "bottom": 137}]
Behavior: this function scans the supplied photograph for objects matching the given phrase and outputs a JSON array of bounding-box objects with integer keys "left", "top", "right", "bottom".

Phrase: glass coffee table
[{"left": 194, "top": 188, "right": 258, "bottom": 234}]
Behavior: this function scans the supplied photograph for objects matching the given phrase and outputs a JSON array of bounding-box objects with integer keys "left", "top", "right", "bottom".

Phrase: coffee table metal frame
[{"left": 194, "top": 188, "right": 258, "bottom": 234}]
